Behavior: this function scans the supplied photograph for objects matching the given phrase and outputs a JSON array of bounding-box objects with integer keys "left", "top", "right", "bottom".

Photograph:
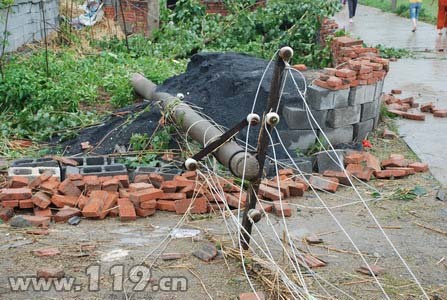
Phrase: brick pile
[
  {"left": 0, "top": 169, "right": 310, "bottom": 224},
  {"left": 319, "top": 18, "right": 339, "bottom": 47}
]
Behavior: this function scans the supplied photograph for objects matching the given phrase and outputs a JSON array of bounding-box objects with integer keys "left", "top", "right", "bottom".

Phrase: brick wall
[
  {"left": 104, "top": 0, "right": 150, "bottom": 35},
  {"left": 200, "top": 0, "right": 266, "bottom": 15},
  {"left": 0, "top": 0, "right": 59, "bottom": 54}
]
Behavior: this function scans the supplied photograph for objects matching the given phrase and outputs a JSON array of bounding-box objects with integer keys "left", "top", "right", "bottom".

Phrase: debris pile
[{"left": 383, "top": 89, "right": 447, "bottom": 120}]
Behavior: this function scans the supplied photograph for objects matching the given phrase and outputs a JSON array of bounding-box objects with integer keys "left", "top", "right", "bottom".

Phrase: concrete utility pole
[
  {"left": 131, "top": 73, "right": 260, "bottom": 180},
  {"left": 146, "top": 0, "right": 159, "bottom": 37},
  {"left": 391, "top": 0, "right": 397, "bottom": 11}
]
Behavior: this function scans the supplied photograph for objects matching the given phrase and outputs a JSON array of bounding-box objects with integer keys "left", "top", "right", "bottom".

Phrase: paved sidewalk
[{"left": 335, "top": 5, "right": 447, "bottom": 185}]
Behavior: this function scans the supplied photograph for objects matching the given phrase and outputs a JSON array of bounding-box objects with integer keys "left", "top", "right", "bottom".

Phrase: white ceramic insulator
[
  {"left": 184, "top": 158, "right": 198, "bottom": 171},
  {"left": 176, "top": 93, "right": 185, "bottom": 100},
  {"left": 279, "top": 46, "right": 294, "bottom": 61},
  {"left": 266, "top": 112, "right": 280, "bottom": 126},
  {"left": 246, "top": 113, "right": 260, "bottom": 126}
]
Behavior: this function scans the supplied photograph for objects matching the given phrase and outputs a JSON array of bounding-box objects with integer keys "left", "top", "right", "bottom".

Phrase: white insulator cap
[
  {"left": 184, "top": 158, "right": 198, "bottom": 171},
  {"left": 176, "top": 93, "right": 185, "bottom": 100},
  {"left": 279, "top": 46, "right": 294, "bottom": 61},
  {"left": 248, "top": 209, "right": 262, "bottom": 223},
  {"left": 266, "top": 112, "right": 280, "bottom": 126},
  {"left": 246, "top": 113, "right": 260, "bottom": 126}
]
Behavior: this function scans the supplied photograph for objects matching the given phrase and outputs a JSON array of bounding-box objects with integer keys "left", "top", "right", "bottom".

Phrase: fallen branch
[{"left": 414, "top": 222, "right": 447, "bottom": 237}]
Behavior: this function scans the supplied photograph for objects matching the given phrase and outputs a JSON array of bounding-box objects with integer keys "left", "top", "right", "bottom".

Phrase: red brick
[
  {"left": 258, "top": 185, "right": 283, "bottom": 201},
  {"left": 9, "top": 176, "right": 29, "bottom": 188},
  {"left": 134, "top": 174, "right": 150, "bottom": 183},
  {"left": 420, "top": 102, "right": 434, "bottom": 113},
  {"left": 346, "top": 164, "right": 374, "bottom": 181},
  {"left": 286, "top": 181, "right": 306, "bottom": 196},
  {"left": 239, "top": 292, "right": 266, "bottom": 300},
  {"left": 29, "top": 170, "right": 53, "bottom": 189},
  {"left": 114, "top": 175, "right": 129, "bottom": 188},
  {"left": 67, "top": 174, "right": 83, "bottom": 181},
  {"left": 292, "top": 64, "right": 307, "bottom": 71},
  {"left": 129, "top": 188, "right": 163, "bottom": 205},
  {"left": 382, "top": 128, "right": 398, "bottom": 139},
  {"left": 22, "top": 215, "right": 51, "bottom": 227},
  {"left": 374, "top": 169, "right": 407, "bottom": 179},
  {"left": 385, "top": 167, "right": 416, "bottom": 175},
  {"left": 0, "top": 188, "right": 32, "bottom": 200},
  {"left": 433, "top": 110, "right": 447, "bottom": 118},
  {"left": 309, "top": 176, "right": 339, "bottom": 193},
  {"left": 140, "top": 199, "right": 156, "bottom": 209},
  {"left": 34, "top": 207, "right": 52, "bottom": 218},
  {"left": 82, "top": 190, "right": 108, "bottom": 218},
  {"left": 408, "top": 162, "right": 429, "bottom": 172},
  {"left": 33, "top": 247, "right": 61, "bottom": 257},
  {"left": 402, "top": 111, "right": 425, "bottom": 121},
  {"left": 109, "top": 207, "right": 119, "bottom": 217},
  {"left": 148, "top": 173, "right": 164, "bottom": 188},
  {"left": 84, "top": 175, "right": 101, "bottom": 192},
  {"left": 2, "top": 200, "right": 19, "bottom": 208},
  {"left": 322, "top": 170, "right": 352, "bottom": 185},
  {"left": 0, "top": 207, "right": 14, "bottom": 222},
  {"left": 129, "top": 182, "right": 153, "bottom": 192},
  {"left": 327, "top": 76, "right": 343, "bottom": 88},
  {"left": 358, "top": 65, "right": 373, "bottom": 75},
  {"left": 77, "top": 194, "right": 89, "bottom": 209},
  {"left": 156, "top": 200, "right": 176, "bottom": 212},
  {"left": 99, "top": 192, "right": 118, "bottom": 219},
  {"left": 256, "top": 201, "right": 273, "bottom": 213},
  {"left": 135, "top": 207, "right": 155, "bottom": 217},
  {"left": 102, "top": 178, "right": 119, "bottom": 192},
  {"left": 364, "top": 152, "right": 381, "bottom": 172},
  {"left": 50, "top": 194, "right": 68, "bottom": 208},
  {"left": 390, "top": 154, "right": 405, "bottom": 160},
  {"left": 224, "top": 193, "right": 243, "bottom": 208},
  {"left": 381, "top": 157, "right": 409, "bottom": 168},
  {"left": 118, "top": 198, "right": 136, "bottom": 221},
  {"left": 335, "top": 68, "right": 356, "bottom": 78},
  {"left": 262, "top": 180, "right": 290, "bottom": 197},
  {"left": 54, "top": 206, "right": 81, "bottom": 223},
  {"left": 37, "top": 267, "right": 64, "bottom": 279},
  {"left": 98, "top": 176, "right": 113, "bottom": 184},
  {"left": 273, "top": 201, "right": 292, "bottom": 217},
  {"left": 19, "top": 199, "right": 34, "bottom": 209},
  {"left": 119, "top": 188, "right": 129, "bottom": 199},
  {"left": 344, "top": 152, "right": 365, "bottom": 164},
  {"left": 391, "top": 89, "right": 402, "bottom": 94},
  {"left": 31, "top": 192, "right": 50, "bottom": 209},
  {"left": 58, "top": 179, "right": 81, "bottom": 197},
  {"left": 158, "top": 192, "right": 186, "bottom": 200},
  {"left": 175, "top": 197, "right": 207, "bottom": 214}
]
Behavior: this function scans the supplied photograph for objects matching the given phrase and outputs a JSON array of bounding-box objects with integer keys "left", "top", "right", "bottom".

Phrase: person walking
[
  {"left": 409, "top": 0, "right": 422, "bottom": 32},
  {"left": 347, "top": 0, "right": 358, "bottom": 23},
  {"left": 435, "top": 0, "right": 447, "bottom": 35}
]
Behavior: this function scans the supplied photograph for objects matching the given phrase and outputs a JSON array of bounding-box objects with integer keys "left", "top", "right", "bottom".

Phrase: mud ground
[{"left": 1, "top": 122, "right": 446, "bottom": 300}]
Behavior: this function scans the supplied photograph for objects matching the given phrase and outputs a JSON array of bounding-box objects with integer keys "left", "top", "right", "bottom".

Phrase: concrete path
[{"left": 335, "top": 5, "right": 447, "bottom": 185}]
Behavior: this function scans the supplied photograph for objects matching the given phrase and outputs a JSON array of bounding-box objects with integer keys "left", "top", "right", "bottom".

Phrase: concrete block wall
[{"left": 0, "top": 0, "right": 59, "bottom": 54}]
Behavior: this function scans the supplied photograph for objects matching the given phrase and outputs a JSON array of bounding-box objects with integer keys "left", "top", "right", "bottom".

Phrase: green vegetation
[
  {"left": 359, "top": 0, "right": 438, "bottom": 24},
  {"left": 0, "top": 0, "right": 341, "bottom": 157},
  {"left": 375, "top": 44, "right": 412, "bottom": 59}
]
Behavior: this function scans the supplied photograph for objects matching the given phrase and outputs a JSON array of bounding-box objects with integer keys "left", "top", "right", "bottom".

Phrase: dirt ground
[{"left": 1, "top": 122, "right": 446, "bottom": 300}]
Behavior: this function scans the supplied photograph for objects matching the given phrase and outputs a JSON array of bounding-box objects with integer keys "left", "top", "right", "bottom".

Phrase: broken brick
[
  {"left": 135, "top": 207, "right": 156, "bottom": 217},
  {"left": 420, "top": 102, "right": 434, "bottom": 113},
  {"left": 51, "top": 194, "right": 71, "bottom": 208},
  {"left": 2, "top": 200, "right": 19, "bottom": 208},
  {"left": 381, "top": 157, "right": 409, "bottom": 168},
  {"left": 158, "top": 193, "right": 186, "bottom": 201},
  {"left": 54, "top": 207, "right": 81, "bottom": 223},
  {"left": 58, "top": 179, "right": 81, "bottom": 197},
  {"left": 29, "top": 170, "right": 53, "bottom": 189},
  {"left": 296, "top": 253, "right": 327, "bottom": 268},
  {"left": 373, "top": 169, "right": 407, "bottom": 179},
  {"left": 99, "top": 192, "right": 118, "bottom": 219},
  {"left": 344, "top": 152, "right": 365, "bottom": 164},
  {"left": 309, "top": 176, "right": 339, "bottom": 193},
  {"left": 77, "top": 194, "right": 89, "bottom": 209},
  {"left": 273, "top": 201, "right": 292, "bottom": 217},
  {"left": 356, "top": 265, "right": 385, "bottom": 276},
  {"left": 34, "top": 207, "right": 53, "bottom": 218},
  {"left": 433, "top": 110, "right": 447, "bottom": 118},
  {"left": 408, "top": 162, "right": 429, "bottom": 172},
  {"left": 160, "top": 180, "right": 177, "bottom": 193},
  {"left": 9, "top": 176, "right": 29, "bottom": 188},
  {"left": 292, "top": 64, "right": 307, "bottom": 71},
  {"left": 382, "top": 128, "right": 398, "bottom": 139},
  {"left": 262, "top": 180, "right": 290, "bottom": 197},
  {"left": 32, "top": 192, "right": 51, "bottom": 209},
  {"left": 22, "top": 215, "right": 51, "bottom": 227},
  {"left": 33, "top": 248, "right": 61, "bottom": 257},
  {"left": 255, "top": 202, "right": 273, "bottom": 213},
  {"left": 391, "top": 89, "right": 402, "bottom": 94},
  {"left": 133, "top": 174, "right": 150, "bottom": 183},
  {"left": 148, "top": 173, "right": 164, "bottom": 188},
  {"left": 129, "top": 188, "right": 163, "bottom": 204},
  {"left": 114, "top": 175, "right": 129, "bottom": 188},
  {"left": 102, "top": 178, "right": 119, "bottom": 192},
  {"left": 322, "top": 170, "right": 352, "bottom": 186},
  {"left": 364, "top": 153, "right": 381, "bottom": 172},
  {"left": 37, "top": 267, "right": 65, "bottom": 279},
  {"left": 402, "top": 111, "right": 425, "bottom": 121},
  {"left": 385, "top": 167, "right": 416, "bottom": 176},
  {"left": 140, "top": 199, "right": 157, "bottom": 209},
  {"left": 0, "top": 207, "right": 14, "bottom": 222},
  {"left": 258, "top": 185, "right": 283, "bottom": 201},
  {"left": 129, "top": 182, "right": 153, "bottom": 192},
  {"left": 192, "top": 243, "right": 217, "bottom": 262},
  {"left": 83, "top": 175, "right": 101, "bottom": 192},
  {"left": 346, "top": 164, "right": 374, "bottom": 181}
]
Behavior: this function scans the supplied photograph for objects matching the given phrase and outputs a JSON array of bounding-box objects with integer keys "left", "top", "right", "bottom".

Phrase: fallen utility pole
[
  {"left": 240, "top": 47, "right": 293, "bottom": 250},
  {"left": 131, "top": 73, "right": 260, "bottom": 180}
]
